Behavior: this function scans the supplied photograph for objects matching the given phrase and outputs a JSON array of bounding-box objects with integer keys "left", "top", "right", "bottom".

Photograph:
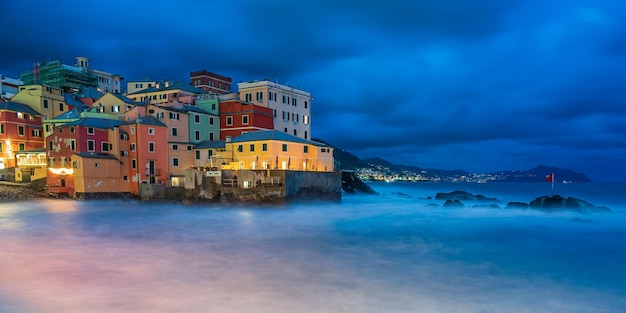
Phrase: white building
[
  {"left": 237, "top": 80, "right": 312, "bottom": 140},
  {"left": 0, "top": 74, "right": 23, "bottom": 100},
  {"left": 75, "top": 57, "right": 123, "bottom": 94}
]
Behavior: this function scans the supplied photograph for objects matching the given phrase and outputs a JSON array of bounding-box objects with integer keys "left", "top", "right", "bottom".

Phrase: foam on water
[{"left": 1, "top": 183, "right": 625, "bottom": 312}]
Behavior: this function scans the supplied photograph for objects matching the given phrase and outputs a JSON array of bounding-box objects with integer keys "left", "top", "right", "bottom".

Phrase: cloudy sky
[{"left": 1, "top": 0, "right": 625, "bottom": 182}]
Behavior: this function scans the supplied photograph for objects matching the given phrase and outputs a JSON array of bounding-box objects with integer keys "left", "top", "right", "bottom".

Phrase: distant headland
[{"left": 323, "top": 140, "right": 592, "bottom": 183}]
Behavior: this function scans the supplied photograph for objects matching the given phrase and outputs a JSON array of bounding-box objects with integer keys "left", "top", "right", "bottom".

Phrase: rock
[
  {"left": 435, "top": 190, "right": 499, "bottom": 202},
  {"left": 341, "top": 171, "right": 377, "bottom": 194},
  {"left": 505, "top": 202, "right": 529, "bottom": 209},
  {"left": 442, "top": 199, "right": 465, "bottom": 208},
  {"left": 471, "top": 204, "right": 502, "bottom": 209},
  {"left": 529, "top": 195, "right": 611, "bottom": 212}
]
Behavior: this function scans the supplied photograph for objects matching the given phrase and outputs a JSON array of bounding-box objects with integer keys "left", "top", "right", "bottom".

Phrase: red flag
[{"left": 545, "top": 174, "right": 554, "bottom": 183}]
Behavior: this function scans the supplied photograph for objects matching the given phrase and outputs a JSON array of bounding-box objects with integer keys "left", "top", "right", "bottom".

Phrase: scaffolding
[{"left": 20, "top": 61, "right": 97, "bottom": 92}]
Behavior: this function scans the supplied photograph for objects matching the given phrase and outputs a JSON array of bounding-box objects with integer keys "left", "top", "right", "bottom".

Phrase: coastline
[{"left": 0, "top": 182, "right": 49, "bottom": 202}]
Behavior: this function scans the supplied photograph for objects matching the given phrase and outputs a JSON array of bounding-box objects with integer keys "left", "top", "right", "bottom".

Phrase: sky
[{"left": 1, "top": 0, "right": 625, "bottom": 182}]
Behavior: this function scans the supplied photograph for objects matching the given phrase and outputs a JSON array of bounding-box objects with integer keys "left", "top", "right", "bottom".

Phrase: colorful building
[
  {"left": 224, "top": 130, "right": 334, "bottom": 172},
  {"left": 0, "top": 101, "right": 45, "bottom": 169},
  {"left": 237, "top": 80, "right": 312, "bottom": 140},
  {"left": 193, "top": 140, "right": 232, "bottom": 169},
  {"left": 118, "top": 116, "right": 168, "bottom": 193},
  {"left": 125, "top": 81, "right": 203, "bottom": 106},
  {"left": 12, "top": 84, "right": 67, "bottom": 120},
  {"left": 219, "top": 99, "right": 274, "bottom": 140},
  {"left": 190, "top": 70, "right": 232, "bottom": 94},
  {"left": 92, "top": 92, "right": 140, "bottom": 120},
  {"left": 46, "top": 117, "right": 124, "bottom": 196}
]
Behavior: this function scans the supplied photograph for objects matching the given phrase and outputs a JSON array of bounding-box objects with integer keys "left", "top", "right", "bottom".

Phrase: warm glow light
[{"left": 48, "top": 168, "right": 74, "bottom": 175}]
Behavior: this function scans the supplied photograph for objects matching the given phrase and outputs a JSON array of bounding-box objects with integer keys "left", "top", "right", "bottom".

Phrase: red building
[
  {"left": 46, "top": 117, "right": 123, "bottom": 196},
  {"left": 118, "top": 116, "right": 168, "bottom": 194},
  {"left": 190, "top": 70, "right": 232, "bottom": 94},
  {"left": 0, "top": 101, "right": 45, "bottom": 169},
  {"left": 219, "top": 99, "right": 274, "bottom": 140}
]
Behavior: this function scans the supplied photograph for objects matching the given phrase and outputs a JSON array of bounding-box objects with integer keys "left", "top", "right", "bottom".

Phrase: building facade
[
  {"left": 0, "top": 102, "right": 45, "bottom": 169},
  {"left": 237, "top": 80, "right": 312, "bottom": 140},
  {"left": 224, "top": 130, "right": 334, "bottom": 172},
  {"left": 190, "top": 70, "right": 232, "bottom": 94},
  {"left": 12, "top": 84, "right": 67, "bottom": 120},
  {"left": 219, "top": 99, "right": 274, "bottom": 140}
]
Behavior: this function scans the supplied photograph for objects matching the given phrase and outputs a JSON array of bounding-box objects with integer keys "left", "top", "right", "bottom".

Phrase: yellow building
[
  {"left": 126, "top": 81, "right": 203, "bottom": 106},
  {"left": 91, "top": 92, "right": 139, "bottom": 120},
  {"left": 11, "top": 84, "right": 67, "bottom": 120},
  {"left": 223, "top": 130, "right": 334, "bottom": 172}
]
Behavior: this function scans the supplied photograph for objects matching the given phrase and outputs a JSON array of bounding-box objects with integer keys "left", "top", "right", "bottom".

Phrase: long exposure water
[{"left": 1, "top": 182, "right": 625, "bottom": 312}]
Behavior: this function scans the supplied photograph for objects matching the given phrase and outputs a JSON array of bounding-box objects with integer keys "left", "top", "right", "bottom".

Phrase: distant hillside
[
  {"left": 488, "top": 165, "right": 592, "bottom": 183},
  {"left": 320, "top": 139, "right": 591, "bottom": 183}
]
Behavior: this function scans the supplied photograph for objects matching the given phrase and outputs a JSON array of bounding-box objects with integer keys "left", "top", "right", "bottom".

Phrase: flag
[{"left": 546, "top": 173, "right": 554, "bottom": 183}]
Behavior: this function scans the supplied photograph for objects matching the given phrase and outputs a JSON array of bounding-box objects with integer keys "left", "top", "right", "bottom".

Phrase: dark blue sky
[{"left": 2, "top": 0, "right": 625, "bottom": 182}]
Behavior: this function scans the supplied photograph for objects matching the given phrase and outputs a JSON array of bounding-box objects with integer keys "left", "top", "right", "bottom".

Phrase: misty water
[{"left": 1, "top": 182, "right": 625, "bottom": 313}]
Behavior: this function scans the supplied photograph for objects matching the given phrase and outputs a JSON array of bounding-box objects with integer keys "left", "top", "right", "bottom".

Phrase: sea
[{"left": 1, "top": 182, "right": 625, "bottom": 313}]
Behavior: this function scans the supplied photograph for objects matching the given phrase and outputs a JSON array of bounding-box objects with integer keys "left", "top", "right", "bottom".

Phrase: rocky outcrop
[
  {"left": 435, "top": 190, "right": 500, "bottom": 202},
  {"left": 505, "top": 202, "right": 529, "bottom": 209},
  {"left": 442, "top": 199, "right": 465, "bottom": 208},
  {"left": 529, "top": 195, "right": 611, "bottom": 212},
  {"left": 341, "top": 171, "right": 377, "bottom": 194}
]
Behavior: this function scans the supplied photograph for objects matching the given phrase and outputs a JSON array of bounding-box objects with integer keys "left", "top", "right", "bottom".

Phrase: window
[
  {"left": 245, "top": 93, "right": 252, "bottom": 102},
  {"left": 43, "top": 99, "right": 49, "bottom": 108},
  {"left": 113, "top": 105, "right": 120, "bottom": 113},
  {"left": 304, "top": 131, "right": 308, "bottom": 140},
  {"left": 304, "top": 116, "right": 310, "bottom": 124},
  {"left": 172, "top": 144, "right": 179, "bottom": 150},
  {"left": 282, "top": 144, "right": 288, "bottom": 152},
  {"left": 304, "top": 101, "right": 308, "bottom": 109},
  {"left": 187, "top": 145, "right": 192, "bottom": 151},
  {"left": 256, "top": 92, "right": 263, "bottom": 102},
  {"left": 293, "top": 98, "right": 297, "bottom": 106},
  {"left": 209, "top": 132, "right": 214, "bottom": 141},
  {"left": 49, "top": 140, "right": 53, "bottom": 148},
  {"left": 87, "top": 140, "right": 95, "bottom": 152},
  {"left": 95, "top": 162, "right": 100, "bottom": 168},
  {"left": 132, "top": 159, "right": 137, "bottom": 169},
  {"left": 283, "top": 95, "right": 287, "bottom": 104},
  {"left": 304, "top": 145, "right": 309, "bottom": 153},
  {"left": 195, "top": 130, "right": 200, "bottom": 141},
  {"left": 0, "top": 142, "right": 2, "bottom": 152},
  {"left": 123, "top": 176, "right": 128, "bottom": 181},
  {"left": 70, "top": 127, "right": 75, "bottom": 133},
  {"left": 130, "top": 143, "right": 136, "bottom": 151},
  {"left": 237, "top": 145, "right": 243, "bottom": 152},
  {"left": 211, "top": 103, "right": 216, "bottom": 110},
  {"left": 0, "top": 124, "right": 3, "bottom": 134},
  {"left": 282, "top": 111, "right": 286, "bottom": 120},
  {"left": 172, "top": 158, "right": 179, "bottom": 167},
  {"left": 209, "top": 117, "right": 214, "bottom": 125},
  {"left": 149, "top": 142, "right": 155, "bottom": 152},
  {"left": 148, "top": 128, "right": 155, "bottom": 135},
  {"left": 102, "top": 142, "right": 109, "bottom": 152},
  {"left": 18, "top": 125, "right": 24, "bottom": 136},
  {"left": 194, "top": 115, "right": 200, "bottom": 123},
  {"left": 73, "top": 161, "right": 80, "bottom": 169},
  {"left": 87, "top": 127, "right": 94, "bottom": 135},
  {"left": 250, "top": 144, "right": 255, "bottom": 152},
  {"left": 130, "top": 127, "right": 135, "bottom": 134},
  {"left": 195, "top": 151, "right": 200, "bottom": 160},
  {"left": 226, "top": 116, "right": 233, "bottom": 126},
  {"left": 172, "top": 127, "right": 178, "bottom": 136},
  {"left": 262, "top": 143, "right": 267, "bottom": 151},
  {"left": 17, "top": 112, "right": 23, "bottom": 119},
  {"left": 293, "top": 129, "right": 297, "bottom": 136},
  {"left": 284, "top": 128, "right": 288, "bottom": 133},
  {"left": 59, "top": 103, "right": 64, "bottom": 111},
  {"left": 19, "top": 143, "right": 25, "bottom": 151},
  {"left": 32, "top": 129, "right": 41, "bottom": 137},
  {"left": 121, "top": 133, "right": 129, "bottom": 140},
  {"left": 242, "top": 115, "right": 249, "bottom": 125}
]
